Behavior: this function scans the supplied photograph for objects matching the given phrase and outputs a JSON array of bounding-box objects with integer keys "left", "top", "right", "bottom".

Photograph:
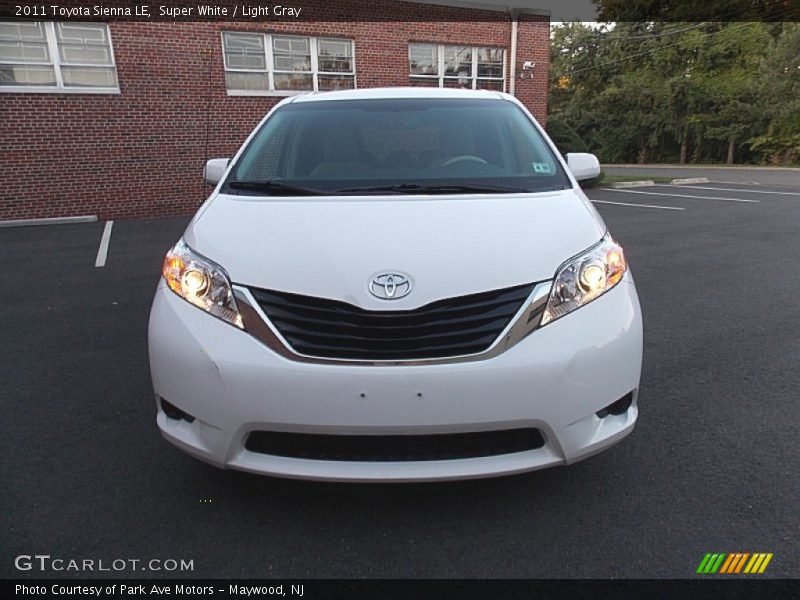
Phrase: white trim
[
  {"left": 409, "top": 44, "right": 506, "bottom": 90},
  {"left": 0, "top": 20, "right": 119, "bottom": 93},
  {"left": 471, "top": 46, "right": 477, "bottom": 89},
  {"left": 438, "top": 43, "right": 444, "bottom": 86},
  {"left": 509, "top": 17, "right": 518, "bottom": 96},
  {"left": 221, "top": 31, "right": 356, "bottom": 94},
  {"left": 264, "top": 32, "right": 275, "bottom": 91},
  {"left": 1, "top": 60, "right": 53, "bottom": 66},
  {"left": 0, "top": 215, "right": 98, "bottom": 228},
  {"left": 0, "top": 86, "right": 120, "bottom": 94},
  {"left": 55, "top": 21, "right": 118, "bottom": 68},
  {"left": 49, "top": 61, "right": 117, "bottom": 68},
  {"left": 309, "top": 36, "right": 319, "bottom": 91},
  {"left": 349, "top": 38, "right": 357, "bottom": 89},
  {"left": 272, "top": 33, "right": 313, "bottom": 93},
  {"left": 220, "top": 30, "right": 268, "bottom": 72},
  {"left": 226, "top": 89, "right": 305, "bottom": 97},
  {"left": 502, "top": 40, "right": 508, "bottom": 93},
  {"left": 44, "top": 21, "right": 63, "bottom": 86}
]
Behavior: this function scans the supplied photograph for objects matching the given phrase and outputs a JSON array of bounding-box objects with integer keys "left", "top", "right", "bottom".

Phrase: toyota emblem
[{"left": 369, "top": 272, "right": 413, "bottom": 300}]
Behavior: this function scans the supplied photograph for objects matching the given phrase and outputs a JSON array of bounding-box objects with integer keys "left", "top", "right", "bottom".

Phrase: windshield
[{"left": 223, "top": 98, "right": 570, "bottom": 195}]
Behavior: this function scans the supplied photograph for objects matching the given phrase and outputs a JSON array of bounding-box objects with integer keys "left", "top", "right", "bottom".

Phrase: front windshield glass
[{"left": 224, "top": 97, "right": 570, "bottom": 195}]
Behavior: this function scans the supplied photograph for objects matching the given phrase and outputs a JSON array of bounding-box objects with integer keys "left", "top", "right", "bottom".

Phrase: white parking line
[
  {"left": 591, "top": 199, "right": 685, "bottom": 211},
  {"left": 608, "top": 189, "right": 760, "bottom": 203},
  {"left": 94, "top": 220, "right": 114, "bottom": 268},
  {"left": 706, "top": 180, "right": 763, "bottom": 185},
  {"left": 656, "top": 184, "right": 800, "bottom": 196}
]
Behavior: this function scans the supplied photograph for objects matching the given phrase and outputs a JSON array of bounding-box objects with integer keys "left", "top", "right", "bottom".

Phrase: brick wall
[
  {"left": 515, "top": 15, "right": 550, "bottom": 127},
  {"left": 0, "top": 3, "right": 549, "bottom": 221}
]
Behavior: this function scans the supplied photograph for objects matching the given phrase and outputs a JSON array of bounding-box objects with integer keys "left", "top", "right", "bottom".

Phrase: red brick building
[{"left": 0, "top": 1, "right": 550, "bottom": 221}]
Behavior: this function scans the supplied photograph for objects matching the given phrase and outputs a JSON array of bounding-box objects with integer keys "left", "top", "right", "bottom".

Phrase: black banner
[
  {"left": 3, "top": 579, "right": 799, "bottom": 599},
  {"left": 0, "top": 0, "right": 798, "bottom": 22}
]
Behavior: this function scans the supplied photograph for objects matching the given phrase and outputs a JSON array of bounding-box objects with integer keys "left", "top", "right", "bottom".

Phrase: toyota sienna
[{"left": 148, "top": 87, "right": 643, "bottom": 482}]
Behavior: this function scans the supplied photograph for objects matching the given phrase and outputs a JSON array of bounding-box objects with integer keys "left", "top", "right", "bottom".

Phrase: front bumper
[{"left": 148, "top": 274, "right": 642, "bottom": 482}]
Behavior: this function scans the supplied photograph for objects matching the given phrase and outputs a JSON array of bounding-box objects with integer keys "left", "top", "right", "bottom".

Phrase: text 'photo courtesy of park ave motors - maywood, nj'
[{"left": 14, "top": 582, "right": 305, "bottom": 596}]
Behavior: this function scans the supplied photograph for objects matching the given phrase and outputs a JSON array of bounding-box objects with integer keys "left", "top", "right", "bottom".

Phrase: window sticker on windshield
[{"left": 532, "top": 162, "right": 553, "bottom": 174}]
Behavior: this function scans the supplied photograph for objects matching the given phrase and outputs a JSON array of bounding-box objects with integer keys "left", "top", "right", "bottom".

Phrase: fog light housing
[
  {"left": 596, "top": 392, "right": 634, "bottom": 418},
  {"left": 159, "top": 397, "right": 195, "bottom": 423}
]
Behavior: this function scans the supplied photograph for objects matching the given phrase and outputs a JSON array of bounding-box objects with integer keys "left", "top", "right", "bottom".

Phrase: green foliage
[
  {"left": 549, "top": 21, "right": 800, "bottom": 165},
  {"left": 546, "top": 115, "right": 589, "bottom": 154},
  {"left": 594, "top": 0, "right": 800, "bottom": 22},
  {"left": 747, "top": 23, "right": 800, "bottom": 163},
  {"left": 578, "top": 171, "right": 605, "bottom": 189}
]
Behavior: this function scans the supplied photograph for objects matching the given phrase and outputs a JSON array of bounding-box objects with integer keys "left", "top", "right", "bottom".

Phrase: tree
[
  {"left": 595, "top": 0, "right": 800, "bottom": 22},
  {"left": 688, "top": 23, "right": 771, "bottom": 163},
  {"left": 747, "top": 23, "right": 800, "bottom": 164},
  {"left": 548, "top": 20, "right": 799, "bottom": 165}
]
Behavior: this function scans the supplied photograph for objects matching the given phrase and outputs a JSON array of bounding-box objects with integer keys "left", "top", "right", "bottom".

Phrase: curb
[
  {"left": 611, "top": 180, "right": 656, "bottom": 189},
  {"left": 670, "top": 177, "right": 710, "bottom": 185},
  {"left": 602, "top": 164, "right": 800, "bottom": 171},
  {"left": 0, "top": 215, "right": 98, "bottom": 228}
]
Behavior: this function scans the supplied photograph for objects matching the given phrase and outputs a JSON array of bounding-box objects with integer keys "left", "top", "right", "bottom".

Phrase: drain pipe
[{"left": 509, "top": 9, "right": 519, "bottom": 96}]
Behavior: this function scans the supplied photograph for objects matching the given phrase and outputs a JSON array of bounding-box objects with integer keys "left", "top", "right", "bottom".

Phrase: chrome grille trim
[{"left": 233, "top": 281, "right": 552, "bottom": 366}]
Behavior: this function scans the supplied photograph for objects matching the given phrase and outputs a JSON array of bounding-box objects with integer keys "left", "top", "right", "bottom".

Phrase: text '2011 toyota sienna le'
[{"left": 148, "top": 87, "right": 643, "bottom": 482}]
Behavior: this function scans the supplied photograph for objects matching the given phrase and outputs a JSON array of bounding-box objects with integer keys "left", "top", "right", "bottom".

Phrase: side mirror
[
  {"left": 565, "top": 153, "right": 601, "bottom": 182},
  {"left": 204, "top": 158, "right": 230, "bottom": 186}
]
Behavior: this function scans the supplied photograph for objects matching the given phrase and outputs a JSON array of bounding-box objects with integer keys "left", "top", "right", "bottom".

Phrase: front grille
[
  {"left": 245, "top": 428, "right": 545, "bottom": 462},
  {"left": 249, "top": 283, "right": 535, "bottom": 360}
]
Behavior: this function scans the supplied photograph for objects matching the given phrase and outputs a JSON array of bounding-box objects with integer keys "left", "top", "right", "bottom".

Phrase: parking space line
[
  {"left": 655, "top": 184, "right": 800, "bottom": 196},
  {"left": 609, "top": 189, "right": 760, "bottom": 203},
  {"left": 707, "top": 180, "right": 765, "bottom": 185},
  {"left": 590, "top": 199, "right": 685, "bottom": 211},
  {"left": 94, "top": 220, "right": 114, "bottom": 268}
]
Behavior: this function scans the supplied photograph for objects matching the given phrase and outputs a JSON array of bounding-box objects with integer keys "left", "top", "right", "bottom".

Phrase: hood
[{"left": 186, "top": 190, "right": 605, "bottom": 310}]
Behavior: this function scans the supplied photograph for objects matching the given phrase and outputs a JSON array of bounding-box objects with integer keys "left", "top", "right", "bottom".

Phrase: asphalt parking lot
[
  {"left": 602, "top": 164, "right": 800, "bottom": 187},
  {"left": 2, "top": 178, "right": 799, "bottom": 579}
]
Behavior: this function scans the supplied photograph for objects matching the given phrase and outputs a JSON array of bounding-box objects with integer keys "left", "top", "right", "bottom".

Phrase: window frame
[
  {"left": 0, "top": 20, "right": 119, "bottom": 94},
  {"left": 221, "top": 31, "right": 356, "bottom": 97},
  {"left": 408, "top": 43, "right": 506, "bottom": 92}
]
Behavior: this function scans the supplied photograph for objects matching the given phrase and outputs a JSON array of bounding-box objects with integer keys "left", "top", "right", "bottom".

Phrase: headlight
[
  {"left": 162, "top": 239, "right": 243, "bottom": 329},
  {"left": 540, "top": 234, "right": 627, "bottom": 326}
]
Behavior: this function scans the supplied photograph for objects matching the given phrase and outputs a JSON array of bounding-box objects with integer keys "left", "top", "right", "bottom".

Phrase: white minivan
[{"left": 149, "top": 87, "right": 642, "bottom": 482}]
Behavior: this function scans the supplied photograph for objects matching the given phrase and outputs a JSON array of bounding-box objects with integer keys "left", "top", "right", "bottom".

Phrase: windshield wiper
[
  {"left": 332, "top": 183, "right": 533, "bottom": 195},
  {"left": 226, "top": 180, "right": 325, "bottom": 195}
]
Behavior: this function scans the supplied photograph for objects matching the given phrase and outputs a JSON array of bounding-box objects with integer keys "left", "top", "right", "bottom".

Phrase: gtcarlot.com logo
[
  {"left": 697, "top": 552, "right": 773, "bottom": 574},
  {"left": 14, "top": 554, "right": 194, "bottom": 572}
]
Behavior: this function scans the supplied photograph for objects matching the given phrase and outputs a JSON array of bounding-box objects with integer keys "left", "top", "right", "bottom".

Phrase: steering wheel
[{"left": 442, "top": 155, "right": 488, "bottom": 167}]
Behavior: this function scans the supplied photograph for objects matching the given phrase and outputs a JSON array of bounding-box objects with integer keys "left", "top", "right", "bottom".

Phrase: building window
[
  {"left": 409, "top": 43, "right": 505, "bottom": 91},
  {"left": 0, "top": 21, "right": 118, "bottom": 93},
  {"left": 222, "top": 32, "right": 355, "bottom": 95}
]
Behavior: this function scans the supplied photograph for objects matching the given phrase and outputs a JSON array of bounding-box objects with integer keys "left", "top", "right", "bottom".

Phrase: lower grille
[
  {"left": 244, "top": 428, "right": 545, "bottom": 462},
  {"left": 248, "top": 283, "right": 535, "bottom": 360}
]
